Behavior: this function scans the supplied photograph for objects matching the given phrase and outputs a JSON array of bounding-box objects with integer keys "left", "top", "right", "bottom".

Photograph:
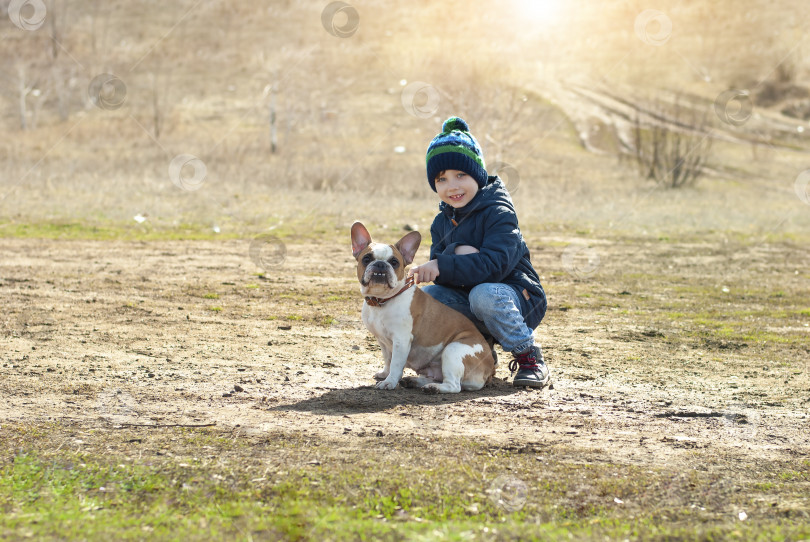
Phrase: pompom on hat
[{"left": 425, "top": 117, "right": 488, "bottom": 192}]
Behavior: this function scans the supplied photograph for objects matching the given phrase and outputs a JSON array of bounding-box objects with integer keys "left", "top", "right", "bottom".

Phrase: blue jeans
[{"left": 421, "top": 283, "right": 535, "bottom": 354}]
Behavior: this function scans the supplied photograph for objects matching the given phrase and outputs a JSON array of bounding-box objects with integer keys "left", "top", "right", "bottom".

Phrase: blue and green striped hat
[{"left": 425, "top": 117, "right": 487, "bottom": 192}]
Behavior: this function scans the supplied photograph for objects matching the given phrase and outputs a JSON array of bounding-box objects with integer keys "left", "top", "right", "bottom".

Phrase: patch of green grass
[
  {"left": 777, "top": 470, "right": 808, "bottom": 482},
  {"left": 208, "top": 306, "right": 222, "bottom": 312},
  {"left": 0, "top": 215, "right": 359, "bottom": 243},
  {"left": 277, "top": 293, "right": 312, "bottom": 302},
  {"left": 0, "top": 452, "right": 276, "bottom": 540},
  {"left": 684, "top": 320, "right": 800, "bottom": 346},
  {"left": 736, "top": 331, "right": 797, "bottom": 344},
  {"left": 1, "top": 449, "right": 806, "bottom": 542},
  {"left": 2, "top": 427, "right": 810, "bottom": 541},
  {"left": 245, "top": 284, "right": 260, "bottom": 289},
  {"left": 0, "top": 221, "right": 244, "bottom": 241},
  {"left": 653, "top": 299, "right": 810, "bottom": 347},
  {"left": 203, "top": 293, "right": 219, "bottom": 299}
]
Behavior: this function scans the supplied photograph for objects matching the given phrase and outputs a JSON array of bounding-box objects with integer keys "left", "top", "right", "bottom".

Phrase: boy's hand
[
  {"left": 409, "top": 260, "right": 439, "bottom": 284},
  {"left": 454, "top": 245, "right": 480, "bottom": 255}
]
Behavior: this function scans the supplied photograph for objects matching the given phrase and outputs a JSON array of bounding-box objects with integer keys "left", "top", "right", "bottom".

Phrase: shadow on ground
[{"left": 269, "top": 378, "right": 526, "bottom": 415}]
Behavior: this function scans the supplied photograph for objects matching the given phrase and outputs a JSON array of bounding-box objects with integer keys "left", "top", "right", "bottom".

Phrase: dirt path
[
  {"left": 536, "top": 79, "right": 810, "bottom": 156},
  {"left": 1, "top": 237, "right": 808, "bottom": 474}
]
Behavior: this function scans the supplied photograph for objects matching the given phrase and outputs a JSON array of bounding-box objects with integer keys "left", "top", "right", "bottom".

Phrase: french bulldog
[{"left": 350, "top": 222, "right": 495, "bottom": 393}]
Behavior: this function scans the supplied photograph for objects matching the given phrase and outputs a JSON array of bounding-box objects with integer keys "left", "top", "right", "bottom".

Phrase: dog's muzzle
[{"left": 366, "top": 262, "right": 393, "bottom": 286}]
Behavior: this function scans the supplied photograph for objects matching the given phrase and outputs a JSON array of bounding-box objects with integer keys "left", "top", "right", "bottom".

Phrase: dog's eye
[
  {"left": 388, "top": 258, "right": 399, "bottom": 268},
  {"left": 362, "top": 254, "right": 374, "bottom": 265}
]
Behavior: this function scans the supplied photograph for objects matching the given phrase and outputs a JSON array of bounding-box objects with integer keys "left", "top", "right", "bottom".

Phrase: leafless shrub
[{"left": 632, "top": 96, "right": 714, "bottom": 189}]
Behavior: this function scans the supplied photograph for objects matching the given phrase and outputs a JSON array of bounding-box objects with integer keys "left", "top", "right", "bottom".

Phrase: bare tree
[
  {"left": 15, "top": 64, "right": 46, "bottom": 130},
  {"left": 269, "top": 83, "right": 277, "bottom": 154},
  {"left": 633, "top": 96, "right": 714, "bottom": 188},
  {"left": 147, "top": 64, "right": 173, "bottom": 140}
]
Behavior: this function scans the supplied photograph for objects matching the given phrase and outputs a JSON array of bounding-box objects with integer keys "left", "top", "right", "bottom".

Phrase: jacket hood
[{"left": 439, "top": 175, "right": 515, "bottom": 219}]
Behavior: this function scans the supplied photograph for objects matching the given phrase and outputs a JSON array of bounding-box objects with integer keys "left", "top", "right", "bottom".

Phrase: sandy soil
[{"left": 1, "top": 237, "right": 808, "bottom": 475}]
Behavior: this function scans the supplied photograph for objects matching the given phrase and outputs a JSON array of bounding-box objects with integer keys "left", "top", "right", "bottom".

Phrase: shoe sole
[{"left": 513, "top": 375, "right": 551, "bottom": 388}]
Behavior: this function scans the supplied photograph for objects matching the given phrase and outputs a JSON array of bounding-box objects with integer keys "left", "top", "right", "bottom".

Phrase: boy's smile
[{"left": 435, "top": 169, "right": 479, "bottom": 209}]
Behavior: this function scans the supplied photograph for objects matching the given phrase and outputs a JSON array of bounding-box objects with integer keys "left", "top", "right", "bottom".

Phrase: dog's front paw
[
  {"left": 373, "top": 370, "right": 389, "bottom": 381},
  {"left": 375, "top": 378, "right": 399, "bottom": 390}
]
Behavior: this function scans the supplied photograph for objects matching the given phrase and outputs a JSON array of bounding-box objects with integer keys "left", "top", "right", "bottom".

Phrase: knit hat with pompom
[{"left": 425, "top": 117, "right": 487, "bottom": 192}]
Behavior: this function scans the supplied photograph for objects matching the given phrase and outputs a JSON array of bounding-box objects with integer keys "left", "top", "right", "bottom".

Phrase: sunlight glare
[{"left": 511, "top": 0, "right": 565, "bottom": 27}]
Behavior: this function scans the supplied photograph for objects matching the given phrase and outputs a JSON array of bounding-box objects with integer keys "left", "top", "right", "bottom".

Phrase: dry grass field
[{"left": 1, "top": 0, "right": 810, "bottom": 540}]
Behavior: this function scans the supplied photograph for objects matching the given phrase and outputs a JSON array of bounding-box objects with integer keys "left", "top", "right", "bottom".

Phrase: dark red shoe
[{"left": 509, "top": 345, "right": 550, "bottom": 388}]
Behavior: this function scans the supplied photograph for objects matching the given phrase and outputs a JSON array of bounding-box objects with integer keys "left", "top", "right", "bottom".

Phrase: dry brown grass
[{"left": 0, "top": 0, "right": 808, "bottom": 238}]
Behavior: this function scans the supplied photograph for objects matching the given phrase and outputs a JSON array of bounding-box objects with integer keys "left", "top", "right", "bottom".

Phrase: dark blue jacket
[{"left": 429, "top": 176, "right": 547, "bottom": 329}]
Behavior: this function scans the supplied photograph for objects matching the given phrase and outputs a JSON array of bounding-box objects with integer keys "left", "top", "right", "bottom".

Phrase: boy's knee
[{"left": 468, "top": 284, "right": 502, "bottom": 318}]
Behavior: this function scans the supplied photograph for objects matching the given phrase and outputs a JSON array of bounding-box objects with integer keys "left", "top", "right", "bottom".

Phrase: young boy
[{"left": 409, "top": 117, "right": 550, "bottom": 388}]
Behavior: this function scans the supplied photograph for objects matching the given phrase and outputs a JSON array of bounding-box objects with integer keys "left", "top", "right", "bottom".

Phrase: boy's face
[{"left": 435, "top": 170, "right": 478, "bottom": 209}]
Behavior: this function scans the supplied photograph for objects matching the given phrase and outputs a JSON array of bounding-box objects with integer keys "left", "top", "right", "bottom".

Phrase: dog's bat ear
[
  {"left": 395, "top": 231, "right": 421, "bottom": 265},
  {"left": 351, "top": 222, "right": 373, "bottom": 259}
]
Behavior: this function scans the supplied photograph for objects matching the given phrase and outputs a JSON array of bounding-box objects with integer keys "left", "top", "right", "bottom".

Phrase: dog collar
[{"left": 365, "top": 275, "right": 415, "bottom": 307}]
